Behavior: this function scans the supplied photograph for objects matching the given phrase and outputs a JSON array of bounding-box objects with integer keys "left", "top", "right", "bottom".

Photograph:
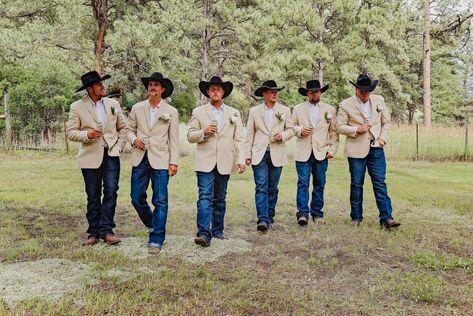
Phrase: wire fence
[{"left": 1, "top": 123, "right": 472, "bottom": 161}]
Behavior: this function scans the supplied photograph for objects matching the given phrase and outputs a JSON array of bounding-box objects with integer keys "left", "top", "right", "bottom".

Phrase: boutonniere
[
  {"left": 230, "top": 112, "right": 239, "bottom": 124},
  {"left": 324, "top": 112, "right": 333, "bottom": 123},
  {"left": 111, "top": 106, "right": 116, "bottom": 116},
  {"left": 376, "top": 105, "right": 383, "bottom": 113},
  {"left": 158, "top": 113, "right": 171, "bottom": 122},
  {"left": 275, "top": 112, "right": 285, "bottom": 122}
]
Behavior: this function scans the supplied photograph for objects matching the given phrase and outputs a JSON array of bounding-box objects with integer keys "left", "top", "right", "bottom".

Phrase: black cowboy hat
[
  {"left": 141, "top": 72, "right": 174, "bottom": 99},
  {"left": 350, "top": 74, "right": 378, "bottom": 92},
  {"left": 76, "top": 71, "right": 111, "bottom": 92},
  {"left": 298, "top": 80, "right": 329, "bottom": 96},
  {"left": 199, "top": 76, "right": 233, "bottom": 99},
  {"left": 254, "top": 80, "right": 285, "bottom": 97}
]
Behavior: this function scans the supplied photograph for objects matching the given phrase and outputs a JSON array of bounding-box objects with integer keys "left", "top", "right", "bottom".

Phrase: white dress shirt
[
  {"left": 149, "top": 100, "right": 163, "bottom": 126},
  {"left": 264, "top": 103, "right": 275, "bottom": 130},
  {"left": 307, "top": 101, "right": 320, "bottom": 127},
  {"left": 210, "top": 103, "right": 224, "bottom": 133},
  {"left": 88, "top": 96, "right": 106, "bottom": 128},
  {"left": 356, "top": 96, "right": 372, "bottom": 122}
]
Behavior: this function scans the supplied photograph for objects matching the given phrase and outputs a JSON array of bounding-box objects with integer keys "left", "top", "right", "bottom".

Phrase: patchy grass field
[{"left": 1, "top": 150, "right": 473, "bottom": 315}]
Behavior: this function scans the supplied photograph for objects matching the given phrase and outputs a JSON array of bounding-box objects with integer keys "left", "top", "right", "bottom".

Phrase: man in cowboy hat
[
  {"left": 187, "top": 75, "right": 246, "bottom": 247},
  {"left": 292, "top": 80, "right": 339, "bottom": 226},
  {"left": 66, "top": 70, "right": 128, "bottom": 246},
  {"left": 245, "top": 80, "right": 294, "bottom": 232},
  {"left": 127, "top": 72, "right": 179, "bottom": 255},
  {"left": 337, "top": 74, "right": 400, "bottom": 228}
]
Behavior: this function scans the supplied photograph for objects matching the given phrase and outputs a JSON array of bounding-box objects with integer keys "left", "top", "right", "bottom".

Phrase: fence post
[
  {"left": 465, "top": 115, "right": 469, "bottom": 160},
  {"left": 4, "top": 92, "right": 12, "bottom": 150},
  {"left": 416, "top": 123, "right": 419, "bottom": 158}
]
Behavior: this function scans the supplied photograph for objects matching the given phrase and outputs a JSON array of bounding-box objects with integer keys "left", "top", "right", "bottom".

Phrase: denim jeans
[
  {"left": 81, "top": 149, "right": 120, "bottom": 237},
  {"left": 196, "top": 167, "right": 230, "bottom": 241},
  {"left": 251, "top": 151, "right": 283, "bottom": 224},
  {"left": 348, "top": 147, "right": 393, "bottom": 223},
  {"left": 130, "top": 154, "right": 169, "bottom": 247},
  {"left": 295, "top": 154, "right": 328, "bottom": 219}
]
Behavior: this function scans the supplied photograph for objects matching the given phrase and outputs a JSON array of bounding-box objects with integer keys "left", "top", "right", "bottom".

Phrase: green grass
[{"left": 1, "top": 150, "right": 473, "bottom": 314}]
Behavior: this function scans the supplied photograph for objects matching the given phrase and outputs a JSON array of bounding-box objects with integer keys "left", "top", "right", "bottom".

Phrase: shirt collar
[
  {"left": 264, "top": 103, "right": 275, "bottom": 111},
  {"left": 210, "top": 103, "right": 224, "bottom": 112},
  {"left": 149, "top": 99, "right": 163, "bottom": 111},
  {"left": 88, "top": 96, "right": 103, "bottom": 106},
  {"left": 308, "top": 101, "right": 319, "bottom": 107},
  {"left": 355, "top": 96, "right": 370, "bottom": 106}
]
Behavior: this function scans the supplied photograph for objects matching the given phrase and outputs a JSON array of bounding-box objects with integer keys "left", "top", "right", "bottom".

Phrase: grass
[{"left": 0, "top": 149, "right": 473, "bottom": 314}]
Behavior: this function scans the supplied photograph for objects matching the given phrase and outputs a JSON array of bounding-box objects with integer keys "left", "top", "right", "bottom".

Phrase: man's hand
[
  {"left": 300, "top": 127, "right": 312, "bottom": 137},
  {"left": 273, "top": 132, "right": 283, "bottom": 142},
  {"left": 356, "top": 124, "right": 371, "bottom": 134},
  {"left": 169, "top": 164, "right": 178, "bottom": 176},
  {"left": 87, "top": 129, "right": 103, "bottom": 140},
  {"left": 204, "top": 123, "right": 218, "bottom": 136},
  {"left": 133, "top": 138, "right": 147, "bottom": 150},
  {"left": 237, "top": 164, "right": 246, "bottom": 174},
  {"left": 326, "top": 153, "right": 334, "bottom": 159},
  {"left": 378, "top": 139, "right": 385, "bottom": 148}
]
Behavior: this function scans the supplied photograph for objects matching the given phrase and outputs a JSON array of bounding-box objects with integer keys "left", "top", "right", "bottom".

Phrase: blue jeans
[
  {"left": 295, "top": 154, "right": 328, "bottom": 219},
  {"left": 252, "top": 151, "right": 283, "bottom": 224},
  {"left": 81, "top": 149, "right": 120, "bottom": 237},
  {"left": 196, "top": 167, "right": 230, "bottom": 241},
  {"left": 130, "top": 154, "right": 169, "bottom": 247},
  {"left": 348, "top": 147, "right": 393, "bottom": 223}
]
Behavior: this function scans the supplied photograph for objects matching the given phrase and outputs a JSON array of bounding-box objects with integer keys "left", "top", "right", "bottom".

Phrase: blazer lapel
[
  {"left": 370, "top": 96, "right": 378, "bottom": 120},
  {"left": 150, "top": 101, "right": 164, "bottom": 131},
  {"left": 205, "top": 103, "right": 214, "bottom": 122},
  {"left": 313, "top": 102, "right": 323, "bottom": 127},
  {"left": 143, "top": 101, "right": 151, "bottom": 131},
  {"left": 259, "top": 104, "right": 271, "bottom": 133},
  {"left": 103, "top": 98, "right": 112, "bottom": 131},
  {"left": 84, "top": 96, "right": 99, "bottom": 124},
  {"left": 353, "top": 97, "right": 367, "bottom": 120},
  {"left": 219, "top": 104, "right": 228, "bottom": 134}
]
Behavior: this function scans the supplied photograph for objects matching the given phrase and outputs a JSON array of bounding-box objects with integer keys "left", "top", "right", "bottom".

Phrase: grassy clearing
[{"left": 0, "top": 150, "right": 473, "bottom": 314}]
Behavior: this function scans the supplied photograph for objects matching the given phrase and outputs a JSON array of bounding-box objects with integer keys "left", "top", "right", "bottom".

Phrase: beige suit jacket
[
  {"left": 336, "top": 94, "right": 391, "bottom": 158},
  {"left": 187, "top": 103, "right": 245, "bottom": 175},
  {"left": 245, "top": 102, "right": 294, "bottom": 167},
  {"left": 66, "top": 96, "right": 127, "bottom": 169},
  {"left": 292, "top": 101, "right": 339, "bottom": 162},
  {"left": 127, "top": 100, "right": 179, "bottom": 169}
]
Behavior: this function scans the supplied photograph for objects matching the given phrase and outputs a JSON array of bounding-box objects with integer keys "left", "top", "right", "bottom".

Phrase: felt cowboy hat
[
  {"left": 298, "top": 80, "right": 329, "bottom": 96},
  {"left": 199, "top": 76, "right": 233, "bottom": 99},
  {"left": 141, "top": 72, "right": 174, "bottom": 99},
  {"left": 254, "top": 80, "right": 285, "bottom": 97},
  {"left": 76, "top": 71, "right": 111, "bottom": 92},
  {"left": 350, "top": 74, "right": 378, "bottom": 92}
]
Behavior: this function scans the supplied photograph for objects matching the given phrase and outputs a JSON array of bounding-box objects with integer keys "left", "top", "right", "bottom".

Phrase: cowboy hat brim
[
  {"left": 199, "top": 81, "right": 233, "bottom": 99},
  {"left": 298, "top": 84, "right": 329, "bottom": 96},
  {"left": 141, "top": 77, "right": 174, "bottom": 99},
  {"left": 76, "top": 74, "right": 111, "bottom": 93},
  {"left": 254, "top": 85, "right": 285, "bottom": 97},
  {"left": 350, "top": 80, "right": 378, "bottom": 92}
]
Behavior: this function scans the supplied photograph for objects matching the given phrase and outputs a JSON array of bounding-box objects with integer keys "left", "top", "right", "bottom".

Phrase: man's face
[
  {"left": 148, "top": 81, "right": 165, "bottom": 98},
  {"left": 263, "top": 89, "right": 278, "bottom": 103},
  {"left": 355, "top": 88, "right": 371, "bottom": 103},
  {"left": 208, "top": 84, "right": 224, "bottom": 102},
  {"left": 87, "top": 81, "right": 106, "bottom": 97},
  {"left": 307, "top": 90, "right": 321, "bottom": 104}
]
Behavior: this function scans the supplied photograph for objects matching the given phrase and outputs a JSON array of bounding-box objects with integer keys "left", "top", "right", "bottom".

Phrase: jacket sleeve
[
  {"left": 169, "top": 109, "right": 180, "bottom": 165},
  {"left": 245, "top": 108, "right": 255, "bottom": 160},
  {"left": 187, "top": 109, "right": 207, "bottom": 143},
  {"left": 114, "top": 103, "right": 128, "bottom": 152},
  {"left": 336, "top": 105, "right": 357, "bottom": 138},
  {"left": 378, "top": 98, "right": 391, "bottom": 143},
  {"left": 281, "top": 107, "right": 295, "bottom": 142},
  {"left": 292, "top": 108, "right": 303, "bottom": 138},
  {"left": 66, "top": 103, "right": 89, "bottom": 143},
  {"left": 233, "top": 110, "right": 245, "bottom": 165},
  {"left": 328, "top": 108, "right": 339, "bottom": 156}
]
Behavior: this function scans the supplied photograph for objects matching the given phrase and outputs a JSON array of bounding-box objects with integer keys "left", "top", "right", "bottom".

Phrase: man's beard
[{"left": 309, "top": 97, "right": 320, "bottom": 104}]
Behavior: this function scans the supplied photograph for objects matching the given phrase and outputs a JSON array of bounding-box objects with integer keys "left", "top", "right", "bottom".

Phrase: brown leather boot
[
  {"left": 82, "top": 235, "right": 99, "bottom": 246},
  {"left": 102, "top": 234, "right": 121, "bottom": 245}
]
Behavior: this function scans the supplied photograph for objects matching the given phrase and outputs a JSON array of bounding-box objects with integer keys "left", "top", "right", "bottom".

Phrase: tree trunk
[
  {"left": 92, "top": 0, "right": 108, "bottom": 75},
  {"left": 318, "top": 60, "right": 324, "bottom": 85},
  {"left": 200, "top": 0, "right": 211, "bottom": 106},
  {"left": 4, "top": 93, "right": 12, "bottom": 150},
  {"left": 422, "top": 0, "right": 432, "bottom": 129},
  {"left": 218, "top": 39, "right": 226, "bottom": 78}
]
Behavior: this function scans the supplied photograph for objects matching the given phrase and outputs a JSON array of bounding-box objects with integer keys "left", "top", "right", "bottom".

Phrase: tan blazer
[
  {"left": 127, "top": 100, "right": 179, "bottom": 169},
  {"left": 245, "top": 102, "right": 294, "bottom": 167},
  {"left": 336, "top": 94, "right": 391, "bottom": 158},
  {"left": 187, "top": 103, "right": 245, "bottom": 175},
  {"left": 66, "top": 96, "right": 127, "bottom": 169},
  {"left": 292, "top": 101, "right": 339, "bottom": 162}
]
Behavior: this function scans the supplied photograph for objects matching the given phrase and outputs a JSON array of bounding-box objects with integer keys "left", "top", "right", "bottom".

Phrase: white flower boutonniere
[
  {"left": 376, "top": 105, "right": 383, "bottom": 113},
  {"left": 230, "top": 112, "right": 239, "bottom": 124},
  {"left": 111, "top": 106, "right": 116, "bottom": 116},
  {"left": 158, "top": 113, "right": 171, "bottom": 122},
  {"left": 324, "top": 112, "right": 333, "bottom": 123},
  {"left": 275, "top": 112, "right": 285, "bottom": 122}
]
